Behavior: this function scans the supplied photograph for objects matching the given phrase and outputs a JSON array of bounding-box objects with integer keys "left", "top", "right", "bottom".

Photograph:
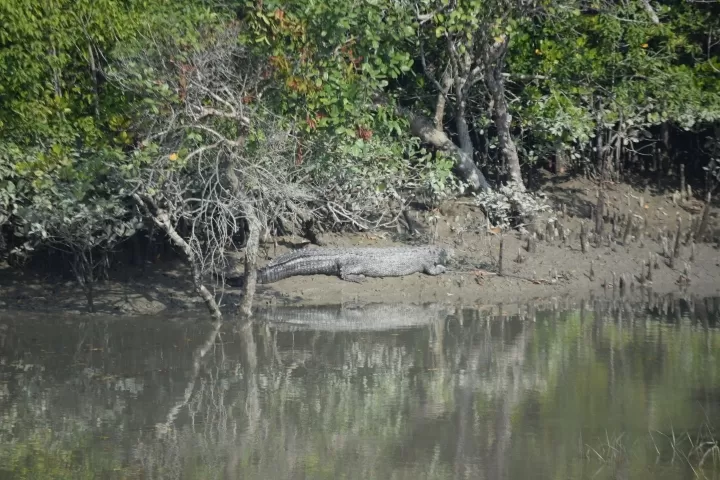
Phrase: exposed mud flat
[
  {"left": 1, "top": 178, "right": 718, "bottom": 317},
  {"left": 248, "top": 177, "right": 720, "bottom": 309}
]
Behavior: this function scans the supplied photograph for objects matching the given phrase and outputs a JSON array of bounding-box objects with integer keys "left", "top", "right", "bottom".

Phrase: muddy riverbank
[{"left": 1, "top": 178, "right": 718, "bottom": 316}]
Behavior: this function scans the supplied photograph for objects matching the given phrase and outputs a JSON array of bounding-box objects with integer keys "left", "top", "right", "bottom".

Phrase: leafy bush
[{"left": 302, "top": 130, "right": 459, "bottom": 227}]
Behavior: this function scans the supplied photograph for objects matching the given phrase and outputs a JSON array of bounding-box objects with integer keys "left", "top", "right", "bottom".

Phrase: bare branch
[
  {"left": 434, "top": 68, "right": 454, "bottom": 130},
  {"left": 192, "top": 125, "right": 245, "bottom": 148},
  {"left": 419, "top": 39, "right": 450, "bottom": 99},
  {"left": 414, "top": 4, "right": 449, "bottom": 25},
  {"left": 133, "top": 193, "right": 223, "bottom": 320},
  {"left": 640, "top": 0, "right": 660, "bottom": 24},
  {"left": 194, "top": 107, "right": 251, "bottom": 126}
]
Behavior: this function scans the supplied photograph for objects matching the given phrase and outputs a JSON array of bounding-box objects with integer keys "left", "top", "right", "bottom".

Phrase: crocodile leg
[
  {"left": 340, "top": 258, "right": 367, "bottom": 283},
  {"left": 341, "top": 274, "right": 366, "bottom": 283},
  {"left": 424, "top": 264, "right": 446, "bottom": 275}
]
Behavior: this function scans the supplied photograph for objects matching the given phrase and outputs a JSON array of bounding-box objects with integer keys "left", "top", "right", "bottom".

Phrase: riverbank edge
[{"left": 1, "top": 177, "right": 718, "bottom": 317}]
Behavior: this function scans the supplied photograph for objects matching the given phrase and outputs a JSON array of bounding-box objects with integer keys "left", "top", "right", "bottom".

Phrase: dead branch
[{"left": 133, "top": 193, "right": 223, "bottom": 320}]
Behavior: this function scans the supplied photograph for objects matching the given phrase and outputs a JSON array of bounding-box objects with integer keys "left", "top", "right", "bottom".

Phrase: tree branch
[
  {"left": 434, "top": 68, "right": 454, "bottom": 130},
  {"left": 419, "top": 39, "right": 450, "bottom": 99},
  {"left": 194, "top": 107, "right": 251, "bottom": 126},
  {"left": 392, "top": 102, "right": 491, "bottom": 192},
  {"left": 641, "top": 0, "right": 660, "bottom": 24},
  {"left": 133, "top": 193, "right": 223, "bottom": 320}
]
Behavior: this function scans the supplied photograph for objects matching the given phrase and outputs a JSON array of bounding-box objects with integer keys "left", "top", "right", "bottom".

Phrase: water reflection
[{"left": 1, "top": 294, "right": 719, "bottom": 479}]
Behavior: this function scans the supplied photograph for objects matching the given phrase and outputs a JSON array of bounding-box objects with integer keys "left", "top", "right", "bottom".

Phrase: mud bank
[{"left": 1, "top": 178, "right": 718, "bottom": 316}]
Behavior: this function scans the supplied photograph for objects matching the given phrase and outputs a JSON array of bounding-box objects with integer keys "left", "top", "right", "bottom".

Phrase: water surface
[{"left": 1, "top": 295, "right": 719, "bottom": 479}]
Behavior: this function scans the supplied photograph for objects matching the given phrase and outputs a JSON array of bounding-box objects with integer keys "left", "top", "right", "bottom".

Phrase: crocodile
[{"left": 245, "top": 245, "right": 451, "bottom": 284}]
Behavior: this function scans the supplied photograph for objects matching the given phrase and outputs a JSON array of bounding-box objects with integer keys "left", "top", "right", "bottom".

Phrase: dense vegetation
[{"left": 1, "top": 0, "right": 718, "bottom": 314}]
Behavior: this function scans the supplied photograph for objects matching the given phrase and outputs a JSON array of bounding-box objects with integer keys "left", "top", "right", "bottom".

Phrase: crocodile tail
[{"left": 257, "top": 257, "right": 340, "bottom": 284}]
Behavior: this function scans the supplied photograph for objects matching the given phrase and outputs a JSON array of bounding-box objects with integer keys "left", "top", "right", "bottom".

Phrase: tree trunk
[
  {"left": 433, "top": 70, "right": 453, "bottom": 130},
  {"left": 239, "top": 213, "right": 259, "bottom": 317},
  {"left": 615, "top": 129, "right": 622, "bottom": 182},
  {"left": 696, "top": 191, "right": 712, "bottom": 242},
  {"left": 594, "top": 98, "right": 606, "bottom": 179},
  {"left": 372, "top": 95, "right": 491, "bottom": 192},
  {"left": 554, "top": 140, "right": 567, "bottom": 175},
  {"left": 660, "top": 121, "right": 671, "bottom": 180},
  {"left": 0, "top": 214, "right": 7, "bottom": 257},
  {"left": 87, "top": 43, "right": 100, "bottom": 118},
  {"left": 70, "top": 251, "right": 95, "bottom": 313},
  {"left": 596, "top": 126, "right": 604, "bottom": 176},
  {"left": 455, "top": 93, "right": 473, "bottom": 155},
  {"left": 223, "top": 157, "right": 262, "bottom": 317},
  {"left": 50, "top": 44, "right": 62, "bottom": 98},
  {"left": 595, "top": 188, "right": 606, "bottom": 236},
  {"left": 486, "top": 65, "right": 523, "bottom": 189},
  {"left": 133, "top": 194, "right": 222, "bottom": 320},
  {"left": 401, "top": 105, "right": 491, "bottom": 192}
]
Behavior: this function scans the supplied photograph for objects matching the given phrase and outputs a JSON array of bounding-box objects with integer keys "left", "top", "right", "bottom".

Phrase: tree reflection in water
[{"left": 0, "top": 294, "right": 719, "bottom": 479}]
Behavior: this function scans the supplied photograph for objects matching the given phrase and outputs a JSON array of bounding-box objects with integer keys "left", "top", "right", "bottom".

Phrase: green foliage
[
  {"left": 240, "top": 0, "right": 460, "bottom": 201},
  {"left": 307, "top": 129, "right": 458, "bottom": 208},
  {"left": 0, "top": 0, "right": 224, "bottom": 261},
  {"left": 509, "top": 0, "right": 720, "bottom": 163},
  {"left": 0, "top": 0, "right": 134, "bottom": 248},
  {"left": 242, "top": 0, "right": 415, "bottom": 132}
]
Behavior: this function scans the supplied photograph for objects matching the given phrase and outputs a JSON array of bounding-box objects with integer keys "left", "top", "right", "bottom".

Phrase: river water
[{"left": 1, "top": 294, "right": 719, "bottom": 479}]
